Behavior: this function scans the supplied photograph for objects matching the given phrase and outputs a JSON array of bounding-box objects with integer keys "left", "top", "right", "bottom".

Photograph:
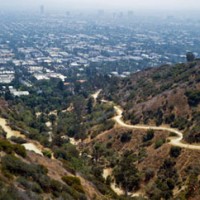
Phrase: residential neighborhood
[{"left": 0, "top": 11, "right": 199, "bottom": 95}]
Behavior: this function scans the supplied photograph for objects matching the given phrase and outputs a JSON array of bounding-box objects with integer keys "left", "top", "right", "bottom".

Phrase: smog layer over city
[{"left": 0, "top": 0, "right": 200, "bottom": 200}]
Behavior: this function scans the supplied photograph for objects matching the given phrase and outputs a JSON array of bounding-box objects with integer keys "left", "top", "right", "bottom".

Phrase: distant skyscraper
[
  {"left": 40, "top": 5, "right": 44, "bottom": 15},
  {"left": 66, "top": 11, "right": 70, "bottom": 16},
  {"left": 98, "top": 10, "right": 105, "bottom": 16},
  {"left": 119, "top": 12, "right": 124, "bottom": 18},
  {"left": 128, "top": 10, "right": 134, "bottom": 16}
]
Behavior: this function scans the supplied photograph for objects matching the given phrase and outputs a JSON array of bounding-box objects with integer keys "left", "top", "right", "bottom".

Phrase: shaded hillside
[
  {"left": 0, "top": 125, "right": 113, "bottom": 200},
  {"left": 104, "top": 61, "right": 200, "bottom": 143}
]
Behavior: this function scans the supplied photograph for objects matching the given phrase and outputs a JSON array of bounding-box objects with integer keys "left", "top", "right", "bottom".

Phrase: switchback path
[{"left": 113, "top": 105, "right": 200, "bottom": 151}]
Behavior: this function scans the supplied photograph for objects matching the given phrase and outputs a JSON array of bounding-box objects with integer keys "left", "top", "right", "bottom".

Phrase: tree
[
  {"left": 5, "top": 91, "right": 13, "bottom": 101},
  {"left": 92, "top": 143, "right": 104, "bottom": 163},
  {"left": 143, "top": 129, "right": 154, "bottom": 142},
  {"left": 113, "top": 151, "right": 141, "bottom": 196},
  {"left": 186, "top": 52, "right": 195, "bottom": 62},
  {"left": 170, "top": 146, "right": 181, "bottom": 158},
  {"left": 57, "top": 80, "right": 64, "bottom": 91},
  {"left": 145, "top": 168, "right": 155, "bottom": 182},
  {"left": 49, "top": 114, "right": 57, "bottom": 126},
  {"left": 120, "top": 131, "right": 132, "bottom": 143},
  {"left": 153, "top": 159, "right": 179, "bottom": 200},
  {"left": 87, "top": 97, "right": 93, "bottom": 114},
  {"left": 185, "top": 90, "right": 200, "bottom": 107}
]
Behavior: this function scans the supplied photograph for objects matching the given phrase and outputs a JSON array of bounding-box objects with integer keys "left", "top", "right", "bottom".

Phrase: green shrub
[
  {"left": 152, "top": 158, "right": 179, "bottom": 199},
  {"left": 42, "top": 150, "right": 52, "bottom": 158},
  {"left": 62, "top": 160, "right": 76, "bottom": 175},
  {"left": 0, "top": 139, "right": 26, "bottom": 157},
  {"left": 145, "top": 168, "right": 155, "bottom": 181},
  {"left": 54, "top": 149, "right": 68, "bottom": 160},
  {"left": 14, "top": 144, "right": 27, "bottom": 158},
  {"left": 106, "top": 141, "right": 112, "bottom": 148},
  {"left": 2, "top": 154, "right": 48, "bottom": 181},
  {"left": 0, "top": 139, "right": 14, "bottom": 154},
  {"left": 0, "top": 185, "right": 22, "bottom": 200},
  {"left": 50, "top": 179, "right": 63, "bottom": 193},
  {"left": 10, "top": 136, "right": 27, "bottom": 144},
  {"left": 1, "top": 154, "right": 30, "bottom": 177},
  {"left": 36, "top": 175, "right": 51, "bottom": 192},
  {"left": 17, "top": 176, "right": 30, "bottom": 188},
  {"left": 169, "top": 132, "right": 177, "bottom": 137},
  {"left": 154, "top": 139, "right": 166, "bottom": 149},
  {"left": 31, "top": 182, "right": 43, "bottom": 193},
  {"left": 62, "top": 176, "right": 84, "bottom": 194},
  {"left": 17, "top": 176, "right": 43, "bottom": 194},
  {"left": 62, "top": 176, "right": 81, "bottom": 186},
  {"left": 72, "top": 184, "right": 85, "bottom": 194},
  {"left": 0, "top": 126, "right": 7, "bottom": 138}
]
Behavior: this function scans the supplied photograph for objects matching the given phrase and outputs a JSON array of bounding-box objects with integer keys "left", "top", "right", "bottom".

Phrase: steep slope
[
  {"left": 0, "top": 100, "right": 111, "bottom": 200},
  {"left": 0, "top": 61, "right": 200, "bottom": 200},
  {"left": 104, "top": 61, "right": 200, "bottom": 143},
  {"left": 83, "top": 125, "right": 200, "bottom": 199},
  {"left": 76, "top": 61, "right": 200, "bottom": 199}
]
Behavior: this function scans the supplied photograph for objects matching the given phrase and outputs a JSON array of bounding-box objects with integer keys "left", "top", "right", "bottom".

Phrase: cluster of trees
[
  {"left": 148, "top": 158, "right": 179, "bottom": 199},
  {"left": 2, "top": 54, "right": 200, "bottom": 200},
  {"left": 184, "top": 165, "right": 200, "bottom": 198},
  {"left": 171, "top": 117, "right": 190, "bottom": 130},
  {"left": 185, "top": 90, "right": 200, "bottom": 107},
  {"left": 185, "top": 125, "right": 200, "bottom": 143},
  {"left": 113, "top": 151, "right": 141, "bottom": 196}
]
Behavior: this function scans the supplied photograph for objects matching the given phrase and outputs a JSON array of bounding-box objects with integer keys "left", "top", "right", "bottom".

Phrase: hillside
[
  {"left": 77, "top": 61, "right": 200, "bottom": 199},
  {"left": 82, "top": 126, "right": 200, "bottom": 199},
  {"left": 0, "top": 61, "right": 200, "bottom": 200},
  {"left": 104, "top": 61, "right": 200, "bottom": 144},
  {"left": 0, "top": 86, "right": 120, "bottom": 200},
  {"left": 0, "top": 123, "right": 109, "bottom": 200}
]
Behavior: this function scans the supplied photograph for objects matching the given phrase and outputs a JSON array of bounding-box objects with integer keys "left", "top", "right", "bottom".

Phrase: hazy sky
[{"left": 0, "top": 0, "right": 199, "bottom": 11}]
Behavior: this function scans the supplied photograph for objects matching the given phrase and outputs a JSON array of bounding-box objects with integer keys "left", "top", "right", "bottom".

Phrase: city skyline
[{"left": 0, "top": 0, "right": 199, "bottom": 11}]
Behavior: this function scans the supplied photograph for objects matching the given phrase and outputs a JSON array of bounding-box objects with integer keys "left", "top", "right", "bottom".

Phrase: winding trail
[
  {"left": 113, "top": 105, "right": 200, "bottom": 151},
  {"left": 91, "top": 89, "right": 102, "bottom": 104},
  {"left": 100, "top": 100, "right": 200, "bottom": 197},
  {"left": 82, "top": 91, "right": 200, "bottom": 197}
]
